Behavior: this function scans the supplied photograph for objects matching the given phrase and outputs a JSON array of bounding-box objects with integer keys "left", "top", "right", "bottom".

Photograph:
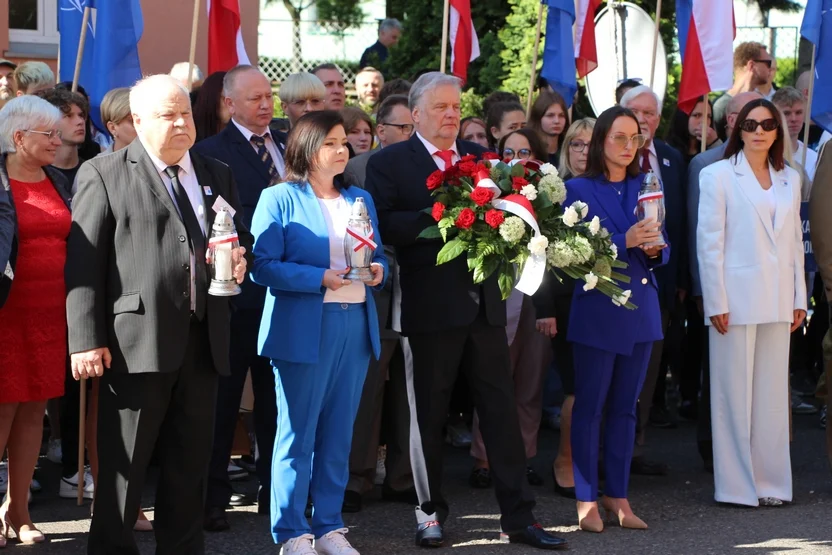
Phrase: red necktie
[
  {"left": 435, "top": 150, "right": 454, "bottom": 170},
  {"left": 640, "top": 153, "right": 651, "bottom": 174}
]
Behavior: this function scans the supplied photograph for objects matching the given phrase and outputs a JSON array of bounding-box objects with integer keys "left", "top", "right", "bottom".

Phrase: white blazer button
[{"left": 641, "top": 278, "right": 648, "bottom": 285}]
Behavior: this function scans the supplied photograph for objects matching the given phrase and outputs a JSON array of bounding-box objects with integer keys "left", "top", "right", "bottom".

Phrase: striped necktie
[{"left": 250, "top": 134, "right": 280, "bottom": 185}]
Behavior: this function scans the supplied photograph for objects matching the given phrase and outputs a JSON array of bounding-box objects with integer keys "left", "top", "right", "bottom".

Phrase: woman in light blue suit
[
  {"left": 250, "top": 111, "right": 387, "bottom": 555},
  {"left": 565, "top": 106, "right": 669, "bottom": 533}
]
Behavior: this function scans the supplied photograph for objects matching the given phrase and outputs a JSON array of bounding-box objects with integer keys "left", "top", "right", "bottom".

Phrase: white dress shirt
[
  {"left": 317, "top": 195, "right": 366, "bottom": 304},
  {"left": 794, "top": 141, "right": 819, "bottom": 182},
  {"left": 416, "top": 132, "right": 460, "bottom": 171},
  {"left": 232, "top": 118, "right": 285, "bottom": 179},
  {"left": 141, "top": 139, "right": 206, "bottom": 310}
]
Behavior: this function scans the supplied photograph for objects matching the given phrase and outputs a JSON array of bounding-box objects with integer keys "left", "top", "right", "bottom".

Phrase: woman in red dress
[{"left": 0, "top": 95, "right": 71, "bottom": 546}]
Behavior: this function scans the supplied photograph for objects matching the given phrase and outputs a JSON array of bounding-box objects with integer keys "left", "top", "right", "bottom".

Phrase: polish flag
[
  {"left": 449, "top": 0, "right": 479, "bottom": 83},
  {"left": 207, "top": 0, "right": 251, "bottom": 74},
  {"left": 574, "top": 0, "right": 602, "bottom": 78},
  {"left": 676, "top": 0, "right": 735, "bottom": 113}
]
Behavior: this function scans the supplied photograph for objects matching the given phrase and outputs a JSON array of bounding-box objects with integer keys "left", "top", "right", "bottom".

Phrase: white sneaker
[
  {"left": 280, "top": 533, "right": 317, "bottom": 555},
  {"left": 315, "top": 528, "right": 359, "bottom": 555},
  {"left": 46, "top": 439, "right": 62, "bottom": 464},
  {"left": 59, "top": 469, "right": 94, "bottom": 499}
]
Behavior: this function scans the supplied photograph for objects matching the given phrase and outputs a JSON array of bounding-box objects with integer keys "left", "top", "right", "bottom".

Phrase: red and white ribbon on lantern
[
  {"left": 346, "top": 228, "right": 377, "bottom": 252},
  {"left": 474, "top": 162, "right": 546, "bottom": 295}
]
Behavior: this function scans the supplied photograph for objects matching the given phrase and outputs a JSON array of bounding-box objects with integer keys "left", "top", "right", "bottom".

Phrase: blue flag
[
  {"left": 800, "top": 0, "right": 832, "bottom": 134},
  {"left": 58, "top": 0, "right": 143, "bottom": 131},
  {"left": 540, "top": 0, "right": 577, "bottom": 108}
]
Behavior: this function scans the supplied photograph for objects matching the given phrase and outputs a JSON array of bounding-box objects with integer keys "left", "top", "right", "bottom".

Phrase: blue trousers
[
  {"left": 571, "top": 342, "right": 652, "bottom": 501},
  {"left": 270, "top": 303, "right": 371, "bottom": 543}
]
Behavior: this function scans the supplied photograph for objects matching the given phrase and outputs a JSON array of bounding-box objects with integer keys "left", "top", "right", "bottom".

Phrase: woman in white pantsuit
[{"left": 697, "top": 98, "right": 806, "bottom": 507}]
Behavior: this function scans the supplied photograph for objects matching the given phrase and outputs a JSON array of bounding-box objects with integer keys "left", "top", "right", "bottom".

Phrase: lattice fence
[{"left": 735, "top": 26, "right": 800, "bottom": 85}]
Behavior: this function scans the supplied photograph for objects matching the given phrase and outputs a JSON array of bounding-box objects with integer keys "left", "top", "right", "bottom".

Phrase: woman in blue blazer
[
  {"left": 566, "top": 106, "right": 669, "bottom": 533},
  {"left": 250, "top": 111, "right": 387, "bottom": 555}
]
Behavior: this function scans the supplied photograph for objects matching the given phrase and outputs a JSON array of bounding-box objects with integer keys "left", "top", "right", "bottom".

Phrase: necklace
[{"left": 610, "top": 182, "right": 624, "bottom": 196}]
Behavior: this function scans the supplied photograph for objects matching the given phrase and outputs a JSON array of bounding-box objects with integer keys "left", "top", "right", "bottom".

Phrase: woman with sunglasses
[
  {"left": 565, "top": 106, "right": 668, "bottom": 533},
  {"left": 467, "top": 128, "right": 551, "bottom": 489},
  {"left": 698, "top": 98, "right": 805, "bottom": 507}
]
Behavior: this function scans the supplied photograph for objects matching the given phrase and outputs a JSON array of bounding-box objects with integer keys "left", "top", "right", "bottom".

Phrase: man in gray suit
[
  {"left": 66, "top": 75, "right": 251, "bottom": 555},
  {"left": 687, "top": 90, "right": 760, "bottom": 471},
  {"left": 342, "top": 93, "right": 417, "bottom": 512}
]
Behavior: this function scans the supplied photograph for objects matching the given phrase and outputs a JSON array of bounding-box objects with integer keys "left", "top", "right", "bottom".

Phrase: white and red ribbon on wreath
[
  {"left": 473, "top": 160, "right": 546, "bottom": 296},
  {"left": 346, "top": 228, "right": 377, "bottom": 252}
]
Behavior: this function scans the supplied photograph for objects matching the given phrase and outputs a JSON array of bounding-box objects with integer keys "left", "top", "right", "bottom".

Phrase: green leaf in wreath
[
  {"left": 472, "top": 256, "right": 500, "bottom": 283},
  {"left": 438, "top": 217, "right": 454, "bottom": 241},
  {"left": 510, "top": 163, "right": 526, "bottom": 178},
  {"left": 436, "top": 238, "right": 466, "bottom": 265},
  {"left": 498, "top": 270, "right": 515, "bottom": 300},
  {"left": 418, "top": 225, "right": 442, "bottom": 240}
]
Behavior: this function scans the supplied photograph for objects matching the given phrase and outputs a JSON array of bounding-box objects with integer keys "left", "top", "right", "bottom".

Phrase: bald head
[
  {"left": 130, "top": 74, "right": 196, "bottom": 164},
  {"left": 726, "top": 91, "right": 763, "bottom": 133},
  {"left": 796, "top": 70, "right": 812, "bottom": 99},
  {"left": 222, "top": 65, "right": 274, "bottom": 134}
]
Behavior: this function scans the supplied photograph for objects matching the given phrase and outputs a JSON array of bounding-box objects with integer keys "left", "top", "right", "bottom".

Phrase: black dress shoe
[
  {"left": 228, "top": 493, "right": 250, "bottom": 507},
  {"left": 630, "top": 456, "right": 669, "bottom": 475},
  {"left": 504, "top": 524, "right": 568, "bottom": 550},
  {"left": 257, "top": 501, "right": 270, "bottom": 515},
  {"left": 415, "top": 520, "right": 443, "bottom": 548},
  {"left": 342, "top": 490, "right": 363, "bottom": 513},
  {"left": 382, "top": 486, "right": 419, "bottom": 505},
  {"left": 469, "top": 467, "right": 492, "bottom": 489},
  {"left": 526, "top": 466, "right": 544, "bottom": 486},
  {"left": 551, "top": 468, "right": 576, "bottom": 499},
  {"left": 203, "top": 507, "right": 230, "bottom": 532}
]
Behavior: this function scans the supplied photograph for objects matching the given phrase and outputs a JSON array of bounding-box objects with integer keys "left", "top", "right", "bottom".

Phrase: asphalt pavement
[{"left": 9, "top": 412, "right": 832, "bottom": 554}]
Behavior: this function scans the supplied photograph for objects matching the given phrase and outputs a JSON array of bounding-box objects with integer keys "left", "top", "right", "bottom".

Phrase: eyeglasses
[
  {"left": 380, "top": 122, "right": 414, "bottom": 135},
  {"left": 502, "top": 148, "right": 532, "bottom": 160},
  {"left": 608, "top": 133, "right": 647, "bottom": 149},
  {"left": 569, "top": 141, "right": 589, "bottom": 153},
  {"left": 739, "top": 118, "right": 779, "bottom": 132},
  {"left": 24, "top": 129, "right": 62, "bottom": 139},
  {"left": 754, "top": 59, "right": 773, "bottom": 68}
]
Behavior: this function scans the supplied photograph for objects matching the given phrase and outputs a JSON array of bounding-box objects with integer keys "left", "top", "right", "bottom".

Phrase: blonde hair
[
  {"left": 278, "top": 72, "right": 326, "bottom": 104},
  {"left": 559, "top": 118, "right": 596, "bottom": 178},
  {"left": 13, "top": 61, "right": 54, "bottom": 94},
  {"left": 100, "top": 87, "right": 131, "bottom": 130}
]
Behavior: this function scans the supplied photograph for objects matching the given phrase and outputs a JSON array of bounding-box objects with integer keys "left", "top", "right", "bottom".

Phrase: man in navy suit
[
  {"left": 620, "top": 85, "right": 688, "bottom": 474},
  {"left": 365, "top": 72, "right": 566, "bottom": 550},
  {"left": 193, "top": 65, "right": 283, "bottom": 531}
]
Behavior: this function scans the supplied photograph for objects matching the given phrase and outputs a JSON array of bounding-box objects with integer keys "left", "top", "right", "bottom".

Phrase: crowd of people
[{"left": 0, "top": 28, "right": 829, "bottom": 555}]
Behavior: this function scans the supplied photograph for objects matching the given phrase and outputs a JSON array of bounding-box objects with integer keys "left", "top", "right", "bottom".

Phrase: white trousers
[{"left": 709, "top": 322, "right": 792, "bottom": 506}]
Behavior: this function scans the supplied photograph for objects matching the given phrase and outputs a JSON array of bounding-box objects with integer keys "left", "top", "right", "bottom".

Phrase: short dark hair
[
  {"left": 485, "top": 101, "right": 525, "bottom": 148},
  {"left": 376, "top": 94, "right": 409, "bottom": 123},
  {"left": 724, "top": 98, "right": 786, "bottom": 172},
  {"left": 482, "top": 91, "right": 521, "bottom": 122},
  {"left": 615, "top": 79, "right": 642, "bottom": 103},
  {"left": 310, "top": 63, "right": 340, "bottom": 75},
  {"left": 583, "top": 105, "right": 641, "bottom": 179},
  {"left": 284, "top": 110, "right": 347, "bottom": 188},
  {"left": 497, "top": 128, "right": 548, "bottom": 162},
  {"left": 378, "top": 78, "right": 411, "bottom": 106},
  {"left": 35, "top": 87, "right": 88, "bottom": 118}
]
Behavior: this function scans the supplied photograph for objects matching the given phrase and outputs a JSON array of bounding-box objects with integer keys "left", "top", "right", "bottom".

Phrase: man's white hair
[
  {"left": 0, "top": 95, "right": 61, "bottom": 154},
  {"left": 619, "top": 85, "right": 661, "bottom": 110},
  {"left": 409, "top": 72, "right": 462, "bottom": 110},
  {"left": 130, "top": 74, "right": 190, "bottom": 119},
  {"left": 170, "top": 62, "right": 204, "bottom": 85}
]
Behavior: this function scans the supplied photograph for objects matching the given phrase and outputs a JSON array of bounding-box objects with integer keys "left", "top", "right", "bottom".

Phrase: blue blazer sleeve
[{"left": 250, "top": 187, "right": 327, "bottom": 294}]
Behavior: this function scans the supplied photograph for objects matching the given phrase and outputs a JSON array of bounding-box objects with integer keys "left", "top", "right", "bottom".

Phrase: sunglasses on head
[
  {"left": 739, "top": 118, "right": 779, "bottom": 133},
  {"left": 502, "top": 148, "right": 532, "bottom": 160}
]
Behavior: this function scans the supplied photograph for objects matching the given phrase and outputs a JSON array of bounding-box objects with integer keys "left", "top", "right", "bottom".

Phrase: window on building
[{"left": 9, "top": 0, "right": 59, "bottom": 45}]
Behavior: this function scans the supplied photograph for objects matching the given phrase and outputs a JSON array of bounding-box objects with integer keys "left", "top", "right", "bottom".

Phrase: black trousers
[
  {"left": 61, "top": 356, "right": 87, "bottom": 477},
  {"left": 88, "top": 320, "right": 218, "bottom": 555},
  {"left": 206, "top": 309, "right": 276, "bottom": 511},
  {"left": 403, "top": 310, "right": 536, "bottom": 533}
]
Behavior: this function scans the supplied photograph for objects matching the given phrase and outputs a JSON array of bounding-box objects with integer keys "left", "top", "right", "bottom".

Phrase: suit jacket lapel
[
  {"left": 226, "top": 122, "right": 272, "bottom": 183},
  {"left": 190, "top": 151, "right": 215, "bottom": 232},
  {"left": 732, "top": 152, "right": 776, "bottom": 244},
  {"left": 127, "top": 140, "right": 180, "bottom": 219},
  {"left": 772, "top": 166, "right": 792, "bottom": 238}
]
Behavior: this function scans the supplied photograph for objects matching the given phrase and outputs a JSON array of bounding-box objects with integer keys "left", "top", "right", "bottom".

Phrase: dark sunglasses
[
  {"left": 502, "top": 148, "right": 532, "bottom": 160},
  {"left": 754, "top": 59, "right": 772, "bottom": 68},
  {"left": 739, "top": 118, "right": 779, "bottom": 133}
]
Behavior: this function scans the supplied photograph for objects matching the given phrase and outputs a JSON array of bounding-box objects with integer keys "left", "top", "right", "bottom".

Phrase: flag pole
[
  {"left": 71, "top": 6, "right": 92, "bottom": 93},
  {"left": 701, "top": 95, "right": 708, "bottom": 153},
  {"left": 188, "top": 0, "right": 202, "bottom": 90},
  {"left": 526, "top": 2, "right": 545, "bottom": 118},
  {"left": 802, "top": 44, "right": 817, "bottom": 170},
  {"left": 440, "top": 0, "right": 451, "bottom": 74},
  {"left": 649, "top": 0, "right": 662, "bottom": 89}
]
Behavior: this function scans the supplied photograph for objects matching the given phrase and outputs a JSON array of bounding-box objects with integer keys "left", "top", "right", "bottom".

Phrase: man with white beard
[{"left": 0, "top": 60, "right": 17, "bottom": 109}]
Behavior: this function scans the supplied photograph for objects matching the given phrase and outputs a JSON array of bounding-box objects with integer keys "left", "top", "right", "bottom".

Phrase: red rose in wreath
[
  {"left": 485, "top": 209, "right": 505, "bottom": 229},
  {"left": 458, "top": 160, "right": 477, "bottom": 176},
  {"left": 431, "top": 202, "right": 445, "bottom": 222},
  {"left": 512, "top": 176, "right": 529, "bottom": 191},
  {"left": 482, "top": 151, "right": 500, "bottom": 161},
  {"left": 469, "top": 187, "right": 494, "bottom": 207},
  {"left": 455, "top": 207, "right": 476, "bottom": 229},
  {"left": 426, "top": 169, "right": 445, "bottom": 190},
  {"left": 461, "top": 154, "right": 477, "bottom": 163}
]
